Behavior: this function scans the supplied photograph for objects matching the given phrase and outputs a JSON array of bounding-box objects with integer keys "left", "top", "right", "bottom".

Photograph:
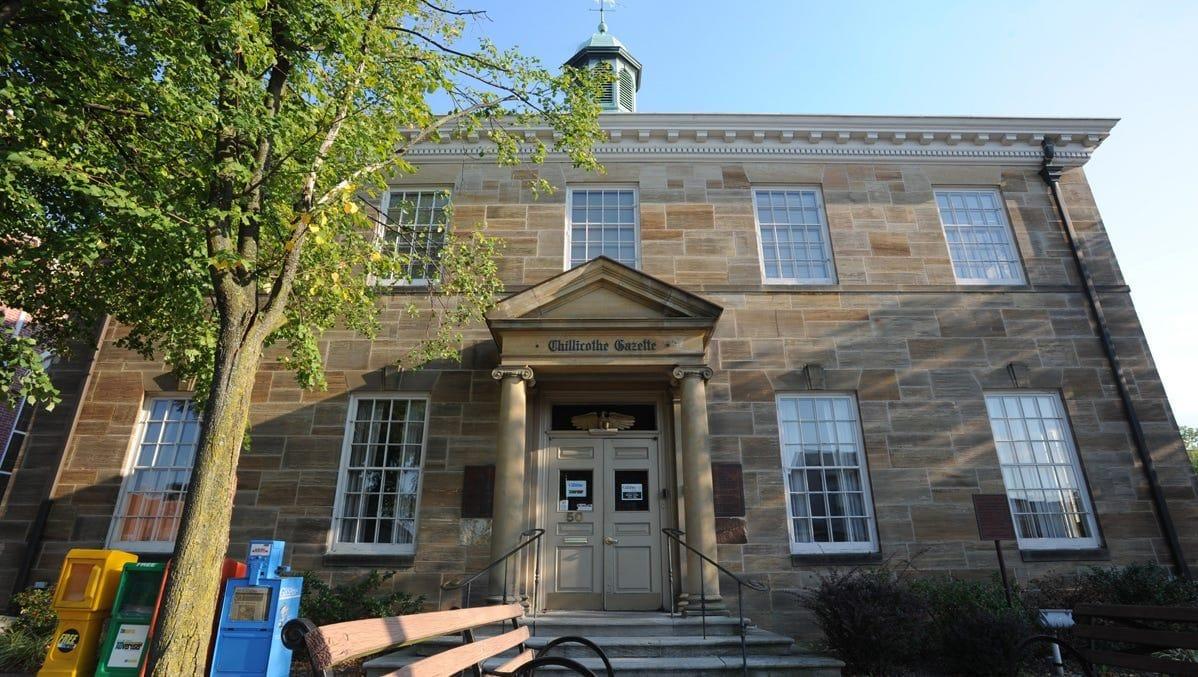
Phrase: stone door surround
[{"left": 484, "top": 257, "right": 726, "bottom": 612}]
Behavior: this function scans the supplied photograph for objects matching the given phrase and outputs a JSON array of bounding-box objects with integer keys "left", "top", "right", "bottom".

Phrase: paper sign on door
[
  {"left": 565, "top": 480, "right": 587, "bottom": 497},
  {"left": 621, "top": 483, "right": 643, "bottom": 501}
]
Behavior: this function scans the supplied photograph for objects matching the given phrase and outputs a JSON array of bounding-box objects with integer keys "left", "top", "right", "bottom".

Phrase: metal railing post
[
  {"left": 738, "top": 584, "right": 747, "bottom": 677},
  {"left": 442, "top": 528, "right": 545, "bottom": 612},
  {"left": 665, "top": 533, "right": 675, "bottom": 618},
  {"left": 502, "top": 556, "right": 509, "bottom": 605},
  {"left": 532, "top": 530, "right": 542, "bottom": 625},
  {"left": 661, "top": 528, "right": 766, "bottom": 677}
]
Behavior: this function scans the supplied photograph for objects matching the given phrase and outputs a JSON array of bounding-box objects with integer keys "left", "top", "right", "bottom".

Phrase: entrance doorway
[{"left": 544, "top": 434, "right": 662, "bottom": 611}]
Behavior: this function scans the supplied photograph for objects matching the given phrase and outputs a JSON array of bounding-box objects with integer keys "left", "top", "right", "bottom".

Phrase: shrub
[
  {"left": 915, "top": 578, "right": 1036, "bottom": 676},
  {"left": 0, "top": 586, "right": 57, "bottom": 672},
  {"left": 802, "top": 568, "right": 929, "bottom": 674},
  {"left": 299, "top": 570, "right": 425, "bottom": 627},
  {"left": 1024, "top": 562, "right": 1198, "bottom": 611}
]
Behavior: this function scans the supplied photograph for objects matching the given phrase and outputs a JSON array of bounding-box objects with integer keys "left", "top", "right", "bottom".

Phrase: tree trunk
[{"left": 146, "top": 314, "right": 263, "bottom": 676}]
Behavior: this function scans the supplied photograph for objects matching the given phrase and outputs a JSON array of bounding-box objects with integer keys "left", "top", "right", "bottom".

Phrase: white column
[
  {"left": 488, "top": 365, "right": 534, "bottom": 602},
  {"left": 672, "top": 365, "right": 724, "bottom": 614}
]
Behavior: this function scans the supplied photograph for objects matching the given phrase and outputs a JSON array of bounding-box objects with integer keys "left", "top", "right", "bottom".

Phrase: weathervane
[{"left": 590, "top": 0, "right": 616, "bottom": 32}]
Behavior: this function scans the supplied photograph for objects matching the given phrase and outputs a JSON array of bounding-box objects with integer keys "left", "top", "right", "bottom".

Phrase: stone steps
[
  {"left": 366, "top": 653, "right": 843, "bottom": 676},
  {"left": 362, "top": 611, "right": 843, "bottom": 676},
  {"left": 485, "top": 611, "right": 751, "bottom": 637},
  {"left": 407, "top": 631, "right": 796, "bottom": 658}
]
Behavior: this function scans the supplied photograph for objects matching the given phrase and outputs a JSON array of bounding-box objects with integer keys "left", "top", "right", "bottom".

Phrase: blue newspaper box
[{"left": 209, "top": 541, "right": 302, "bottom": 677}]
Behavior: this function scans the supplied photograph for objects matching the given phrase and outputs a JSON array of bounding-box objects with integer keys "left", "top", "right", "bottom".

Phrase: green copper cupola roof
[{"left": 565, "top": 19, "right": 642, "bottom": 112}]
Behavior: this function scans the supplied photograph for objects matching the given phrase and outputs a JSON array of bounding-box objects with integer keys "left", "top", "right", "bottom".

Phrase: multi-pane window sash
[
  {"left": 331, "top": 396, "right": 429, "bottom": 554},
  {"left": 777, "top": 395, "right": 877, "bottom": 553},
  {"left": 568, "top": 188, "right": 639, "bottom": 268},
  {"left": 754, "top": 189, "right": 836, "bottom": 284},
  {"left": 985, "top": 393, "right": 1100, "bottom": 549},
  {"left": 380, "top": 190, "right": 450, "bottom": 283},
  {"left": 109, "top": 398, "right": 199, "bottom": 552},
  {"left": 0, "top": 398, "right": 35, "bottom": 498},
  {"left": 935, "top": 189, "right": 1025, "bottom": 285}
]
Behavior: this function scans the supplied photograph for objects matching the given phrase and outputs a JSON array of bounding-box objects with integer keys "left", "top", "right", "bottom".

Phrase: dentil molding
[{"left": 403, "top": 113, "right": 1117, "bottom": 166}]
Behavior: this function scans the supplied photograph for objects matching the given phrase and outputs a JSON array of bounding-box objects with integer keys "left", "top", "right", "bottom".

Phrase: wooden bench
[
  {"left": 1016, "top": 604, "right": 1198, "bottom": 676},
  {"left": 281, "top": 603, "right": 614, "bottom": 677}
]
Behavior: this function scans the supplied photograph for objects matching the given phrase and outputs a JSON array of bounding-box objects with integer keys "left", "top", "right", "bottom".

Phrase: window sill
[
  {"left": 791, "top": 551, "right": 882, "bottom": 567},
  {"left": 1019, "top": 547, "right": 1109, "bottom": 563},
  {"left": 322, "top": 553, "right": 416, "bottom": 568}
]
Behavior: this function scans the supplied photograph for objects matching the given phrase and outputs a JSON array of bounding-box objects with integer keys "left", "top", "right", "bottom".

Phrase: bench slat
[
  {"left": 1083, "top": 649, "right": 1198, "bottom": 676},
  {"left": 389, "top": 626, "right": 531, "bottom": 677},
  {"left": 1075, "top": 623, "right": 1198, "bottom": 650},
  {"left": 494, "top": 648, "right": 536, "bottom": 674},
  {"left": 1074, "top": 605, "right": 1198, "bottom": 624},
  {"left": 306, "top": 603, "right": 524, "bottom": 669}
]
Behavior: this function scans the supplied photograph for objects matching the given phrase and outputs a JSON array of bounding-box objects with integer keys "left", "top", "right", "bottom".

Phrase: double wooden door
[{"left": 544, "top": 435, "right": 662, "bottom": 611}]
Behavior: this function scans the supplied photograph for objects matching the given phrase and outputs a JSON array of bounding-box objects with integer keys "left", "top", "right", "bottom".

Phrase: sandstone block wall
[{"left": 3, "top": 159, "right": 1193, "bottom": 636}]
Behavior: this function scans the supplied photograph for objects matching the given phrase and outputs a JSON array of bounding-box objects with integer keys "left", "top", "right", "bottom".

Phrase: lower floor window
[
  {"left": 109, "top": 397, "right": 199, "bottom": 551},
  {"left": 330, "top": 395, "right": 429, "bottom": 554},
  {"left": 777, "top": 394, "right": 877, "bottom": 554},
  {"left": 985, "top": 392, "right": 1100, "bottom": 549}
]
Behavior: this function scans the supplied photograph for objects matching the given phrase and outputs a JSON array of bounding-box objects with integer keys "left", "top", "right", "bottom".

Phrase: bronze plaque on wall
[{"left": 972, "top": 494, "right": 1016, "bottom": 541}]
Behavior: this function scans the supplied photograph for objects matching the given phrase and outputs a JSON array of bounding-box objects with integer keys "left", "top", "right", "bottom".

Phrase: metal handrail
[
  {"left": 443, "top": 528, "right": 545, "bottom": 620},
  {"left": 662, "top": 527, "right": 767, "bottom": 677}
]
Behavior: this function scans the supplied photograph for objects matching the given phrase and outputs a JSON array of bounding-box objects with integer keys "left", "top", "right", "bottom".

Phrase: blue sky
[{"left": 457, "top": 0, "right": 1198, "bottom": 425}]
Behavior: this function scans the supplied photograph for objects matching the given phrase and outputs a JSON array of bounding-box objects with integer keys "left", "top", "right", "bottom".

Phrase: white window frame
[
  {"left": 374, "top": 187, "right": 452, "bottom": 286},
  {"left": 776, "top": 393, "right": 879, "bottom": 555},
  {"left": 933, "top": 188, "right": 1026, "bottom": 286},
  {"left": 984, "top": 391, "right": 1101, "bottom": 550},
  {"left": 0, "top": 397, "right": 34, "bottom": 479},
  {"left": 1, "top": 314, "right": 52, "bottom": 486},
  {"left": 107, "top": 395, "right": 198, "bottom": 554},
  {"left": 564, "top": 185, "right": 641, "bottom": 270},
  {"left": 327, "top": 392, "right": 431, "bottom": 556},
  {"left": 751, "top": 187, "right": 837, "bottom": 285}
]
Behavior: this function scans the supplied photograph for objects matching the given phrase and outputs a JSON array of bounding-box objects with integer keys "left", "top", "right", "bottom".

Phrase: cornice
[{"left": 405, "top": 113, "right": 1117, "bottom": 166}]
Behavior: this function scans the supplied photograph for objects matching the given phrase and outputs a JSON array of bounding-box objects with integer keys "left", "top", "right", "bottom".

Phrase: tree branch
[
  {"left": 387, "top": 25, "right": 508, "bottom": 73},
  {"left": 419, "top": 0, "right": 488, "bottom": 18},
  {"left": 256, "top": 0, "right": 382, "bottom": 335},
  {"left": 238, "top": 6, "right": 293, "bottom": 264},
  {"left": 310, "top": 97, "right": 510, "bottom": 211}
]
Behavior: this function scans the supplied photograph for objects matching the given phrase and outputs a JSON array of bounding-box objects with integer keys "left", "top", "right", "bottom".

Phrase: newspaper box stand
[
  {"left": 38, "top": 548, "right": 138, "bottom": 677},
  {"left": 209, "top": 541, "right": 302, "bottom": 677},
  {"left": 94, "top": 562, "right": 166, "bottom": 677}
]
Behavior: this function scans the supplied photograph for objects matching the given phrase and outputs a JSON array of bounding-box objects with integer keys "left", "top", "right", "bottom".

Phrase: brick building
[{"left": 2, "top": 23, "right": 1195, "bottom": 642}]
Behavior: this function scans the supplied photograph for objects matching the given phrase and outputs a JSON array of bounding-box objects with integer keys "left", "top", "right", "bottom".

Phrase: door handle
[{"left": 603, "top": 536, "right": 618, "bottom": 545}]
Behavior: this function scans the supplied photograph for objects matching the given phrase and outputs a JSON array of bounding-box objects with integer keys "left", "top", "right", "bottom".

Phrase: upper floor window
[
  {"left": 934, "top": 189, "right": 1025, "bottom": 285},
  {"left": 984, "top": 392, "right": 1100, "bottom": 550},
  {"left": 567, "top": 187, "right": 639, "bottom": 269},
  {"left": 109, "top": 397, "right": 199, "bottom": 552},
  {"left": 0, "top": 397, "right": 35, "bottom": 498},
  {"left": 329, "top": 395, "right": 430, "bottom": 555},
  {"left": 753, "top": 188, "right": 835, "bottom": 284},
  {"left": 777, "top": 394, "right": 877, "bottom": 554},
  {"left": 379, "top": 190, "right": 450, "bottom": 284}
]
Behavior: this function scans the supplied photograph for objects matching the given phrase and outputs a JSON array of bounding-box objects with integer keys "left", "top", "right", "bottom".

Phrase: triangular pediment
[{"left": 487, "top": 257, "right": 722, "bottom": 322}]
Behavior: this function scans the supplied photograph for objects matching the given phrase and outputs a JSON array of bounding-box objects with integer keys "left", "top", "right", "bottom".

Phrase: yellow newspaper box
[{"left": 39, "top": 549, "right": 137, "bottom": 677}]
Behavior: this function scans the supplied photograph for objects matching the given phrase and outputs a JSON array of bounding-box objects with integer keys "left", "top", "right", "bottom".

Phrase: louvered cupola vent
[
  {"left": 564, "top": 19, "right": 642, "bottom": 114},
  {"left": 619, "top": 69, "right": 634, "bottom": 111}
]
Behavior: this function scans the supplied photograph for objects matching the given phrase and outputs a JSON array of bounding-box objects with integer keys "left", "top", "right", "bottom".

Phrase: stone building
[{"left": 2, "top": 21, "right": 1195, "bottom": 648}]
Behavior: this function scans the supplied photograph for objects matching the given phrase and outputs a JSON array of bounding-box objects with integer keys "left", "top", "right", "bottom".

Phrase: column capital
[
  {"left": 491, "top": 365, "right": 535, "bottom": 383},
  {"left": 672, "top": 365, "right": 713, "bottom": 382}
]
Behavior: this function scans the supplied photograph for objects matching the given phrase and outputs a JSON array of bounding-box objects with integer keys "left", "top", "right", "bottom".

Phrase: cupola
[{"left": 564, "top": 17, "right": 642, "bottom": 113}]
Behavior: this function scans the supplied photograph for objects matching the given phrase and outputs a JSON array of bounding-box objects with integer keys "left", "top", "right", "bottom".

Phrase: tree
[
  {"left": 1182, "top": 426, "right": 1198, "bottom": 473},
  {"left": 1, "top": 0, "right": 606, "bottom": 672}
]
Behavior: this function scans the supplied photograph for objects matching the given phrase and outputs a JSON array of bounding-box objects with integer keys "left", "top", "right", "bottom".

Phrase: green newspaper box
[{"left": 94, "top": 562, "right": 167, "bottom": 677}]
